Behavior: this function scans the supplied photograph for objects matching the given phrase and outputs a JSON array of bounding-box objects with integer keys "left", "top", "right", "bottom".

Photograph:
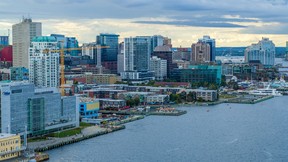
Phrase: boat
[
  {"left": 249, "top": 88, "right": 283, "bottom": 96},
  {"left": 34, "top": 152, "right": 49, "bottom": 162}
]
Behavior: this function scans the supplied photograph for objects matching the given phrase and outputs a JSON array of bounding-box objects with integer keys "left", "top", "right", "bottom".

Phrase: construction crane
[{"left": 43, "top": 45, "right": 109, "bottom": 96}]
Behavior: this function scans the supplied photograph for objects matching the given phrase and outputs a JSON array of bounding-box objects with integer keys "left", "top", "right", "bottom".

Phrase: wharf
[
  {"left": 28, "top": 125, "right": 125, "bottom": 152},
  {"left": 112, "top": 115, "right": 145, "bottom": 125},
  {"left": 99, "top": 110, "right": 187, "bottom": 116},
  {"left": 224, "top": 95, "right": 273, "bottom": 104}
]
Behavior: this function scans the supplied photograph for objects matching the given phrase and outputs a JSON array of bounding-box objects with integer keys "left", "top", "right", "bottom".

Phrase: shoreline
[
  {"left": 29, "top": 125, "right": 125, "bottom": 152},
  {"left": 26, "top": 95, "right": 274, "bottom": 153}
]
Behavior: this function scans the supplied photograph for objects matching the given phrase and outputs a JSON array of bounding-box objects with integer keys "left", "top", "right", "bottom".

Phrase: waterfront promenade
[{"left": 28, "top": 125, "right": 124, "bottom": 152}]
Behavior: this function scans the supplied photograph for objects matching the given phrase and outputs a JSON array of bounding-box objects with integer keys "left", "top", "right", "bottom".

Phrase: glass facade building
[
  {"left": 0, "top": 82, "right": 78, "bottom": 136},
  {"left": 51, "top": 34, "right": 80, "bottom": 56},
  {"left": 171, "top": 65, "right": 222, "bottom": 85},
  {"left": 10, "top": 67, "right": 29, "bottom": 81},
  {"left": 198, "top": 36, "right": 216, "bottom": 62},
  {"left": 124, "top": 36, "right": 151, "bottom": 72},
  {"left": 96, "top": 33, "right": 119, "bottom": 61},
  {"left": 0, "top": 36, "right": 9, "bottom": 46}
]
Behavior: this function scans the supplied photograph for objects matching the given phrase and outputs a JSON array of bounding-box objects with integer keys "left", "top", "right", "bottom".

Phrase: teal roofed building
[
  {"left": 170, "top": 65, "right": 222, "bottom": 85},
  {"left": 32, "top": 36, "right": 57, "bottom": 42}
]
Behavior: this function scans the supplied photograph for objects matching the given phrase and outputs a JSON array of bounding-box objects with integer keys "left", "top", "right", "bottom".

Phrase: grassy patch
[
  {"left": 80, "top": 122, "right": 93, "bottom": 128},
  {"left": 219, "top": 94, "right": 237, "bottom": 99},
  {"left": 49, "top": 128, "right": 82, "bottom": 138},
  {"left": 28, "top": 137, "right": 48, "bottom": 143}
]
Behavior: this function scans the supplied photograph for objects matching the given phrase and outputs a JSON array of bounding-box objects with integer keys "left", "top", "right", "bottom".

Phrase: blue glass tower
[
  {"left": 0, "top": 36, "right": 9, "bottom": 46},
  {"left": 50, "top": 34, "right": 79, "bottom": 56},
  {"left": 198, "top": 36, "right": 216, "bottom": 62},
  {"left": 124, "top": 36, "right": 151, "bottom": 72},
  {"left": 96, "top": 33, "right": 119, "bottom": 61}
]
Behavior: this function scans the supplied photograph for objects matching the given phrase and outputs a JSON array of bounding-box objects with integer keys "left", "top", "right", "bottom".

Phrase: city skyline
[{"left": 0, "top": 0, "right": 288, "bottom": 47}]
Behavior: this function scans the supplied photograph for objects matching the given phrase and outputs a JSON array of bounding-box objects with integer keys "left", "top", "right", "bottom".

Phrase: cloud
[
  {"left": 241, "top": 23, "right": 288, "bottom": 34},
  {"left": 134, "top": 20, "right": 246, "bottom": 28},
  {"left": 0, "top": 0, "right": 287, "bottom": 46}
]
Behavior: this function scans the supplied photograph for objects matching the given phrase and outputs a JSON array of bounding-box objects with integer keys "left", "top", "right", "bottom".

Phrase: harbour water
[{"left": 47, "top": 96, "right": 288, "bottom": 162}]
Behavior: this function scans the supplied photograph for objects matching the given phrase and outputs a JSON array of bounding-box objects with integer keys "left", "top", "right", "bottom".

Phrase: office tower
[
  {"left": 198, "top": 36, "right": 215, "bottom": 62},
  {"left": 151, "top": 35, "right": 164, "bottom": 52},
  {"left": 96, "top": 33, "right": 119, "bottom": 73},
  {"left": 245, "top": 38, "right": 275, "bottom": 66},
  {"left": 0, "top": 36, "right": 9, "bottom": 46},
  {"left": 51, "top": 34, "right": 80, "bottom": 56},
  {"left": 82, "top": 42, "right": 97, "bottom": 60},
  {"left": 152, "top": 45, "right": 177, "bottom": 78},
  {"left": 117, "top": 42, "right": 125, "bottom": 74},
  {"left": 163, "top": 37, "right": 172, "bottom": 48},
  {"left": 150, "top": 56, "right": 167, "bottom": 80},
  {"left": 12, "top": 18, "right": 42, "bottom": 68},
  {"left": 0, "top": 82, "right": 78, "bottom": 135},
  {"left": 121, "top": 36, "right": 154, "bottom": 82},
  {"left": 124, "top": 36, "right": 151, "bottom": 72},
  {"left": 29, "top": 36, "right": 60, "bottom": 88},
  {"left": 172, "top": 48, "right": 191, "bottom": 61},
  {"left": 191, "top": 42, "right": 211, "bottom": 63}
]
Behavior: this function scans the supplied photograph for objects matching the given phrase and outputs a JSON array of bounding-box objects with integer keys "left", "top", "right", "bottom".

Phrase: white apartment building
[
  {"left": 12, "top": 18, "right": 42, "bottom": 68},
  {"left": 29, "top": 36, "right": 59, "bottom": 88},
  {"left": 150, "top": 56, "right": 167, "bottom": 80},
  {"left": 245, "top": 38, "right": 275, "bottom": 66}
]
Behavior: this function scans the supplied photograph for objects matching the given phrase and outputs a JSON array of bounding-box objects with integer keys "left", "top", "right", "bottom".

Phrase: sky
[{"left": 0, "top": 0, "right": 288, "bottom": 47}]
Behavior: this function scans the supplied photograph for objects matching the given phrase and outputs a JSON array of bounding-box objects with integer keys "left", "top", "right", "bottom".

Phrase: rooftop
[
  {"left": 154, "top": 45, "right": 172, "bottom": 52},
  {"left": 79, "top": 97, "right": 99, "bottom": 103},
  {"left": 0, "top": 133, "right": 17, "bottom": 139},
  {"left": 32, "top": 36, "right": 57, "bottom": 42}
]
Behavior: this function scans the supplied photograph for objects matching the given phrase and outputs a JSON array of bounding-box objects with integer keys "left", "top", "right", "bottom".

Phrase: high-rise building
[
  {"left": 124, "top": 36, "right": 151, "bottom": 72},
  {"left": 191, "top": 42, "right": 211, "bottom": 64},
  {"left": 29, "top": 36, "right": 60, "bottom": 88},
  {"left": 0, "top": 36, "right": 9, "bottom": 46},
  {"left": 152, "top": 45, "right": 177, "bottom": 78},
  {"left": 163, "top": 37, "right": 172, "bottom": 48},
  {"left": 96, "top": 33, "right": 119, "bottom": 73},
  {"left": 150, "top": 56, "right": 167, "bottom": 80},
  {"left": 245, "top": 38, "right": 275, "bottom": 66},
  {"left": 12, "top": 18, "right": 42, "bottom": 68},
  {"left": 66, "top": 37, "right": 79, "bottom": 56},
  {"left": 121, "top": 36, "right": 154, "bottom": 82},
  {"left": 51, "top": 34, "right": 80, "bottom": 56},
  {"left": 151, "top": 35, "right": 164, "bottom": 52},
  {"left": 82, "top": 42, "right": 97, "bottom": 60},
  {"left": 96, "top": 33, "right": 119, "bottom": 61},
  {"left": 198, "top": 36, "right": 215, "bottom": 62},
  {"left": 117, "top": 42, "right": 125, "bottom": 74}
]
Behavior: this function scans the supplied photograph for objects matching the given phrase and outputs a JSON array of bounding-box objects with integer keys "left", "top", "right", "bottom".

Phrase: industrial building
[{"left": 79, "top": 97, "right": 100, "bottom": 118}]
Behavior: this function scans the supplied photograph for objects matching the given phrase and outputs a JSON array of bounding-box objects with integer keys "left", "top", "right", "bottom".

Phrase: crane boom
[{"left": 43, "top": 45, "right": 109, "bottom": 96}]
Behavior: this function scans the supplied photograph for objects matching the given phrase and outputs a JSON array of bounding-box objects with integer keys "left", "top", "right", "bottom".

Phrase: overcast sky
[{"left": 0, "top": 0, "right": 287, "bottom": 47}]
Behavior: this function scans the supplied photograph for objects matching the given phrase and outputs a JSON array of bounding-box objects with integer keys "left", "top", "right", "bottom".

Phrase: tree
[
  {"left": 221, "top": 75, "right": 227, "bottom": 87},
  {"left": 134, "top": 97, "right": 140, "bottom": 106},
  {"left": 208, "top": 83, "right": 218, "bottom": 90}
]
